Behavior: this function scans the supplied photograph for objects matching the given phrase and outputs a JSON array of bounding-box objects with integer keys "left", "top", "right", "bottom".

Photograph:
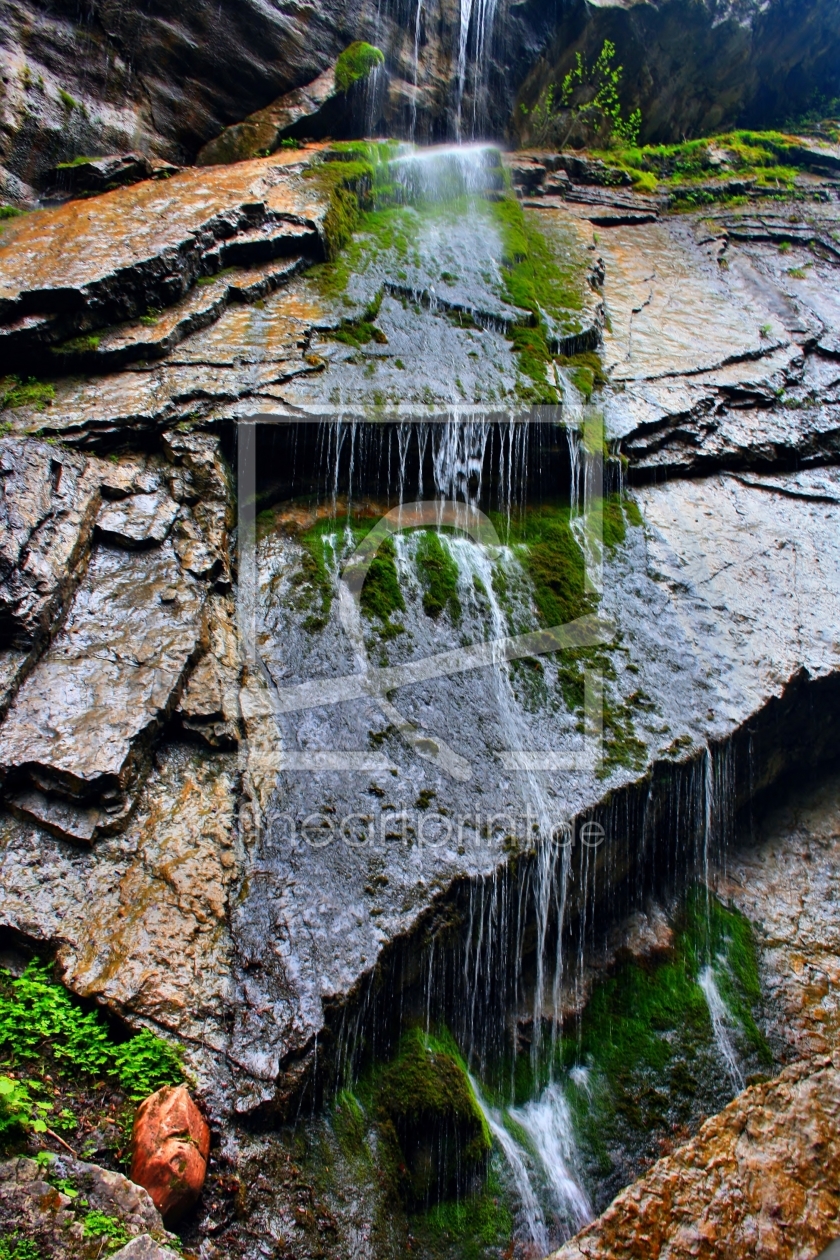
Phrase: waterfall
[
  {"left": 456, "top": 0, "right": 500, "bottom": 137},
  {"left": 470, "top": 1075, "right": 592, "bottom": 1253},
  {"left": 698, "top": 966, "right": 745, "bottom": 1092},
  {"left": 410, "top": 0, "right": 424, "bottom": 139},
  {"left": 509, "top": 1082, "right": 593, "bottom": 1231}
]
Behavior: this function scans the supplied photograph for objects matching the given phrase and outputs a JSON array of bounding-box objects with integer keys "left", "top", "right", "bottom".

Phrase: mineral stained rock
[
  {"left": 550, "top": 1058, "right": 840, "bottom": 1260},
  {"left": 130, "top": 1085, "right": 211, "bottom": 1223}
]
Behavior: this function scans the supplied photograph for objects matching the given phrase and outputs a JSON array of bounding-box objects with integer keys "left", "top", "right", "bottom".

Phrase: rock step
[
  {"left": 64, "top": 256, "right": 308, "bottom": 371},
  {"left": 0, "top": 149, "right": 332, "bottom": 371}
]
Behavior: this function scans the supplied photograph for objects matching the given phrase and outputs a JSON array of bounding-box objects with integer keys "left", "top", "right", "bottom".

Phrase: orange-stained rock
[{"left": 129, "top": 1086, "right": 210, "bottom": 1223}]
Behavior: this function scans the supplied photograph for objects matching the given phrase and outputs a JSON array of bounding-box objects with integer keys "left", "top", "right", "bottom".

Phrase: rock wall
[{"left": 3, "top": 0, "right": 840, "bottom": 201}]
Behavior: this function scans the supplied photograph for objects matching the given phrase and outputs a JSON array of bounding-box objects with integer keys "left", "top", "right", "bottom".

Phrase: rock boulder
[{"left": 130, "top": 1085, "right": 211, "bottom": 1223}]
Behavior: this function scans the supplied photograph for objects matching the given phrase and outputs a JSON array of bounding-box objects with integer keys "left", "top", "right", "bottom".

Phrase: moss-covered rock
[
  {"left": 376, "top": 1030, "right": 490, "bottom": 1205},
  {"left": 334, "top": 42, "right": 385, "bottom": 95}
]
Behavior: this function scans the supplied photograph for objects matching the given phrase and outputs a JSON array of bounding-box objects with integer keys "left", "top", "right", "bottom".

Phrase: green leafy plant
[
  {"left": 335, "top": 42, "right": 385, "bottom": 94},
  {"left": 0, "top": 206, "right": 21, "bottom": 222},
  {"left": 82, "top": 1210, "right": 130, "bottom": 1252},
  {"left": 521, "top": 40, "right": 641, "bottom": 148},
  {"left": 0, "top": 962, "right": 183, "bottom": 1102},
  {"left": 0, "top": 1236, "right": 41, "bottom": 1260}
]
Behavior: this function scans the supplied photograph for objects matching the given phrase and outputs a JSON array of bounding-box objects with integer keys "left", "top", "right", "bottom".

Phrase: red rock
[{"left": 129, "top": 1085, "right": 210, "bottom": 1223}]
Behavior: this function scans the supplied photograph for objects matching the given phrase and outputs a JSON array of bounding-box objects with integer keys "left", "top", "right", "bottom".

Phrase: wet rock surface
[
  {"left": 551, "top": 1056, "right": 840, "bottom": 1260},
  {"left": 0, "top": 1153, "right": 178, "bottom": 1258},
  {"left": 0, "top": 147, "right": 840, "bottom": 1257}
]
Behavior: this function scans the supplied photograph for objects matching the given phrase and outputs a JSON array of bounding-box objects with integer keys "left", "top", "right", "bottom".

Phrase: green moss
[
  {"left": 196, "top": 266, "right": 236, "bottom": 286},
  {"left": 0, "top": 206, "right": 22, "bottom": 222},
  {"left": 332, "top": 1088, "right": 367, "bottom": 1160},
  {"left": 51, "top": 333, "right": 100, "bottom": 357},
  {"left": 0, "top": 376, "right": 55, "bottom": 413},
  {"left": 57, "top": 87, "right": 80, "bottom": 111},
  {"left": 413, "top": 1165, "right": 513, "bottom": 1259},
  {"left": 291, "top": 521, "right": 338, "bottom": 632},
  {"left": 360, "top": 535, "right": 405, "bottom": 633},
  {"left": 334, "top": 41, "right": 385, "bottom": 94},
  {"left": 416, "top": 531, "right": 461, "bottom": 621},
  {"left": 489, "top": 196, "right": 589, "bottom": 402},
  {"left": 583, "top": 129, "right": 831, "bottom": 206},
  {"left": 375, "top": 1028, "right": 491, "bottom": 1204},
  {"left": 555, "top": 890, "right": 769, "bottom": 1148},
  {"left": 310, "top": 203, "right": 412, "bottom": 299},
  {"left": 54, "top": 154, "right": 99, "bottom": 169},
  {"left": 499, "top": 503, "right": 589, "bottom": 628}
]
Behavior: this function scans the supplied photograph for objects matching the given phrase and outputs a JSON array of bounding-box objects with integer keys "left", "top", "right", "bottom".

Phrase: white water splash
[
  {"left": 469, "top": 1076, "right": 549, "bottom": 1254},
  {"left": 509, "top": 1082, "right": 593, "bottom": 1230},
  {"left": 698, "top": 965, "right": 745, "bottom": 1091}
]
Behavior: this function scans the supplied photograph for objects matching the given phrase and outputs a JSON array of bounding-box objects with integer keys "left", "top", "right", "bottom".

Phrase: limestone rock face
[
  {"left": 2, "top": 0, "right": 838, "bottom": 196},
  {"left": 130, "top": 1085, "right": 211, "bottom": 1223},
  {"left": 551, "top": 1058, "right": 840, "bottom": 1260}
]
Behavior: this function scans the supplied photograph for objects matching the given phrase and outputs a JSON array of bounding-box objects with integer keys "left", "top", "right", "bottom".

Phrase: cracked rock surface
[{"left": 1, "top": 149, "right": 840, "bottom": 1257}]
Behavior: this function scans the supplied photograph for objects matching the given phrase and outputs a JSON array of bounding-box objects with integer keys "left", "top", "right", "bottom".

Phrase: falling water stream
[{"left": 241, "top": 143, "right": 764, "bottom": 1258}]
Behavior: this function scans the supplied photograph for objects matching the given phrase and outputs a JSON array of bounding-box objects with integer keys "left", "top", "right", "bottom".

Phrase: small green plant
[
  {"left": 139, "top": 307, "right": 161, "bottom": 326},
  {"left": 280, "top": 137, "right": 300, "bottom": 150},
  {"left": 0, "top": 206, "right": 21, "bottom": 222},
  {"left": 334, "top": 41, "right": 385, "bottom": 94},
  {"left": 82, "top": 1210, "right": 130, "bottom": 1252},
  {"left": 0, "top": 962, "right": 184, "bottom": 1102},
  {"left": 0, "top": 1076, "right": 44, "bottom": 1137},
  {"left": 760, "top": 322, "right": 772, "bottom": 338},
  {"left": 521, "top": 40, "right": 641, "bottom": 148},
  {"left": 0, "top": 1236, "right": 41, "bottom": 1260},
  {"left": 57, "top": 87, "right": 79, "bottom": 111}
]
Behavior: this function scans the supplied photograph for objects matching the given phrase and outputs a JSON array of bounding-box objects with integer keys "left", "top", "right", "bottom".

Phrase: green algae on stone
[
  {"left": 374, "top": 1028, "right": 491, "bottom": 1204},
  {"left": 360, "top": 536, "right": 405, "bottom": 637},
  {"left": 0, "top": 376, "right": 56, "bottom": 413},
  {"left": 416, "top": 532, "right": 462, "bottom": 621},
  {"left": 334, "top": 42, "right": 385, "bottom": 95}
]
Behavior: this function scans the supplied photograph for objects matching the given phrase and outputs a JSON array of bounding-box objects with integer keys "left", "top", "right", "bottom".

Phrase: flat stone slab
[
  {"left": 96, "top": 490, "right": 180, "bottom": 548},
  {"left": 0, "top": 149, "right": 330, "bottom": 365}
]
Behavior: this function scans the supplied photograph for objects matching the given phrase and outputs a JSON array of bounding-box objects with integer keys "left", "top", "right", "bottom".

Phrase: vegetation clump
[
  {"left": 580, "top": 130, "right": 823, "bottom": 203},
  {"left": 0, "top": 961, "right": 184, "bottom": 1129},
  {"left": 375, "top": 1028, "right": 490, "bottom": 1204},
  {"left": 334, "top": 42, "right": 385, "bottom": 94},
  {"left": 359, "top": 535, "right": 405, "bottom": 635},
  {"left": 497, "top": 889, "right": 772, "bottom": 1181},
  {"left": 490, "top": 195, "right": 588, "bottom": 401},
  {"left": 0, "top": 377, "right": 55, "bottom": 413},
  {"left": 416, "top": 531, "right": 461, "bottom": 621},
  {"left": 520, "top": 40, "right": 641, "bottom": 148}
]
